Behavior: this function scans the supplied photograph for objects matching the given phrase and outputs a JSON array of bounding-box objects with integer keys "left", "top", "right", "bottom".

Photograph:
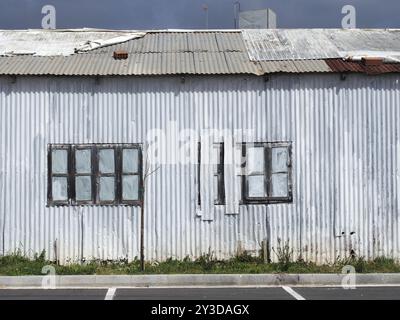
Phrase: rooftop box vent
[
  {"left": 362, "top": 57, "right": 384, "bottom": 66},
  {"left": 113, "top": 50, "right": 128, "bottom": 60}
]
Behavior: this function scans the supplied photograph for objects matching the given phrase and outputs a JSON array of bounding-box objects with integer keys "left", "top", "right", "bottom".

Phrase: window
[
  {"left": 48, "top": 144, "right": 142, "bottom": 206},
  {"left": 74, "top": 147, "right": 94, "bottom": 204},
  {"left": 241, "top": 142, "right": 292, "bottom": 203},
  {"left": 213, "top": 143, "right": 225, "bottom": 205},
  {"left": 197, "top": 142, "right": 225, "bottom": 206}
]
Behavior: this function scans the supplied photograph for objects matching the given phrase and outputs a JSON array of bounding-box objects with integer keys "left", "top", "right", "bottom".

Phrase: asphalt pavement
[{"left": 0, "top": 286, "right": 399, "bottom": 300}]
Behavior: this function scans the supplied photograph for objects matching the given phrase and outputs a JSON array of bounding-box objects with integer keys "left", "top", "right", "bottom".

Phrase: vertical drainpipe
[
  {"left": 265, "top": 204, "right": 271, "bottom": 263},
  {"left": 80, "top": 207, "right": 84, "bottom": 262}
]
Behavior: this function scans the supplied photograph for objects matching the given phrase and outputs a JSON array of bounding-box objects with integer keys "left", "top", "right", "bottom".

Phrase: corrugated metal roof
[
  {"left": 259, "top": 59, "right": 332, "bottom": 73},
  {"left": 0, "top": 29, "right": 139, "bottom": 56},
  {"left": 0, "top": 29, "right": 400, "bottom": 76},
  {"left": 242, "top": 29, "right": 400, "bottom": 61},
  {"left": 0, "top": 54, "right": 332, "bottom": 76}
]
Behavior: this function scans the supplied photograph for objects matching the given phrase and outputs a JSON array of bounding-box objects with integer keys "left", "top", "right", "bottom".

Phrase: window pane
[
  {"left": 99, "top": 177, "right": 115, "bottom": 201},
  {"left": 75, "top": 176, "right": 92, "bottom": 201},
  {"left": 247, "top": 147, "right": 264, "bottom": 174},
  {"left": 52, "top": 177, "right": 68, "bottom": 201},
  {"left": 52, "top": 149, "right": 68, "bottom": 174},
  {"left": 248, "top": 175, "right": 265, "bottom": 198},
  {"left": 213, "top": 174, "right": 219, "bottom": 202},
  {"left": 122, "top": 175, "right": 139, "bottom": 201},
  {"left": 122, "top": 149, "right": 138, "bottom": 173},
  {"left": 271, "top": 147, "right": 288, "bottom": 173},
  {"left": 75, "top": 149, "right": 91, "bottom": 174},
  {"left": 212, "top": 144, "right": 221, "bottom": 174},
  {"left": 271, "top": 173, "right": 288, "bottom": 197},
  {"left": 99, "top": 149, "right": 115, "bottom": 174}
]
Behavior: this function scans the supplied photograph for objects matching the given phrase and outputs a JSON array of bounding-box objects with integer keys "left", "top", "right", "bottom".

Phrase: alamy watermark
[
  {"left": 41, "top": 265, "right": 57, "bottom": 289},
  {"left": 41, "top": 5, "right": 56, "bottom": 29},
  {"left": 341, "top": 5, "right": 356, "bottom": 29},
  {"left": 341, "top": 265, "right": 357, "bottom": 289}
]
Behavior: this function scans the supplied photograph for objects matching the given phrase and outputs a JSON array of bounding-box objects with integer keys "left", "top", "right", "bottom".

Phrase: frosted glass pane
[
  {"left": 248, "top": 175, "right": 265, "bottom": 198},
  {"left": 212, "top": 144, "right": 221, "bottom": 173},
  {"left": 75, "top": 176, "right": 92, "bottom": 201},
  {"left": 52, "top": 149, "right": 68, "bottom": 174},
  {"left": 122, "top": 149, "right": 138, "bottom": 173},
  {"left": 52, "top": 177, "right": 68, "bottom": 201},
  {"left": 75, "top": 149, "right": 91, "bottom": 174},
  {"left": 99, "top": 149, "right": 115, "bottom": 173},
  {"left": 271, "top": 173, "right": 288, "bottom": 197},
  {"left": 122, "top": 175, "right": 139, "bottom": 201},
  {"left": 99, "top": 177, "right": 115, "bottom": 201},
  {"left": 247, "top": 147, "right": 264, "bottom": 174},
  {"left": 213, "top": 175, "right": 219, "bottom": 202},
  {"left": 271, "top": 147, "right": 288, "bottom": 173}
]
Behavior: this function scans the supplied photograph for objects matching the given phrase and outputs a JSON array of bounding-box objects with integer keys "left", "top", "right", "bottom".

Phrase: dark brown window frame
[
  {"left": 47, "top": 143, "right": 143, "bottom": 207},
  {"left": 47, "top": 145, "right": 72, "bottom": 206},
  {"left": 241, "top": 142, "right": 293, "bottom": 204},
  {"left": 72, "top": 145, "right": 96, "bottom": 206},
  {"left": 120, "top": 145, "right": 143, "bottom": 206}
]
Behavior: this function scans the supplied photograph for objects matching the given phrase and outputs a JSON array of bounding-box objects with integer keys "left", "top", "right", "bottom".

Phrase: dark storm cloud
[{"left": 0, "top": 0, "right": 399, "bottom": 29}]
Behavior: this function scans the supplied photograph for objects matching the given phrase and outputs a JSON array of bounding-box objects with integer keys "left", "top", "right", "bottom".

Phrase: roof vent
[
  {"left": 361, "top": 57, "right": 383, "bottom": 66},
  {"left": 113, "top": 50, "right": 128, "bottom": 60}
]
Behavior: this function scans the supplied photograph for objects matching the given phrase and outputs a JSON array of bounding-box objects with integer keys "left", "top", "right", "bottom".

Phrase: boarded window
[
  {"left": 48, "top": 144, "right": 142, "bottom": 206},
  {"left": 197, "top": 142, "right": 226, "bottom": 206},
  {"left": 242, "top": 142, "right": 292, "bottom": 203},
  {"left": 213, "top": 143, "right": 225, "bottom": 205}
]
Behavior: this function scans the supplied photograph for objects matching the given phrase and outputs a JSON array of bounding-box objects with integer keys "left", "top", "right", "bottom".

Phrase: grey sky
[{"left": 0, "top": 0, "right": 399, "bottom": 29}]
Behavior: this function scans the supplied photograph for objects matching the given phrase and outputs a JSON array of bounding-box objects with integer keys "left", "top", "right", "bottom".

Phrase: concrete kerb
[{"left": 1, "top": 274, "right": 400, "bottom": 288}]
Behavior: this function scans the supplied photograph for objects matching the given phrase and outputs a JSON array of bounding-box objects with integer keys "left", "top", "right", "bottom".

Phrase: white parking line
[
  {"left": 105, "top": 287, "right": 117, "bottom": 300},
  {"left": 282, "top": 286, "right": 306, "bottom": 300}
]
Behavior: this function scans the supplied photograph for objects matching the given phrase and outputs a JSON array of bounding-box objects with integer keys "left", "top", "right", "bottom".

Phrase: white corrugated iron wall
[{"left": 0, "top": 73, "right": 400, "bottom": 264}]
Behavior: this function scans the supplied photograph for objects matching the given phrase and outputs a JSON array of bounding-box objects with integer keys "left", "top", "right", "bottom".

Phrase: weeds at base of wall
[{"left": 1, "top": 249, "right": 400, "bottom": 275}]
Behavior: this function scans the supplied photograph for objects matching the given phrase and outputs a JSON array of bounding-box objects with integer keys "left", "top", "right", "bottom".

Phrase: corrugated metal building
[{"left": 1, "top": 28, "right": 400, "bottom": 264}]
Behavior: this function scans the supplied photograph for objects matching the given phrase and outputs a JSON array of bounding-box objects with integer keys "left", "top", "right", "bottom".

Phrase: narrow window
[
  {"left": 48, "top": 146, "right": 70, "bottom": 205},
  {"left": 270, "top": 146, "right": 290, "bottom": 198},
  {"left": 121, "top": 146, "right": 141, "bottom": 204},
  {"left": 213, "top": 143, "right": 225, "bottom": 205},
  {"left": 74, "top": 147, "right": 93, "bottom": 204},
  {"left": 98, "top": 148, "right": 117, "bottom": 204},
  {"left": 242, "top": 142, "right": 292, "bottom": 204},
  {"left": 197, "top": 142, "right": 225, "bottom": 206}
]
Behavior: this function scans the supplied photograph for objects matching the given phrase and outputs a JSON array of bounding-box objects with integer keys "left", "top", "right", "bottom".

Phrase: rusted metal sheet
[
  {"left": 326, "top": 59, "right": 400, "bottom": 75},
  {"left": 1, "top": 73, "right": 400, "bottom": 264}
]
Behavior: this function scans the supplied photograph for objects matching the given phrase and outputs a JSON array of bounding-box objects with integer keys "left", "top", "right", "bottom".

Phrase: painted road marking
[
  {"left": 105, "top": 287, "right": 117, "bottom": 300},
  {"left": 282, "top": 286, "right": 306, "bottom": 300}
]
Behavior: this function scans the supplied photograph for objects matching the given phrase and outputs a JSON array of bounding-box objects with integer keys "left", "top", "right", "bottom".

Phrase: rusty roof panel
[{"left": 325, "top": 59, "right": 400, "bottom": 75}]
